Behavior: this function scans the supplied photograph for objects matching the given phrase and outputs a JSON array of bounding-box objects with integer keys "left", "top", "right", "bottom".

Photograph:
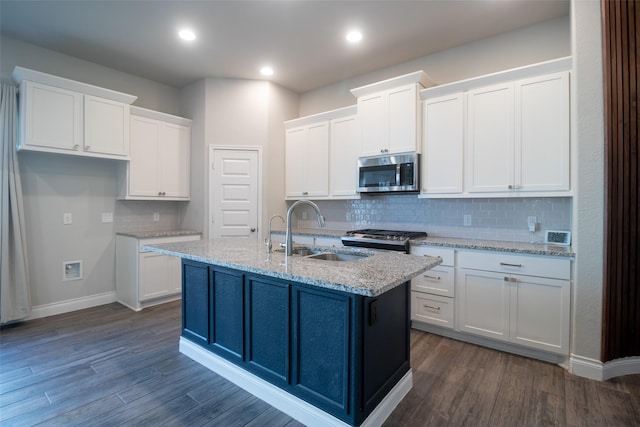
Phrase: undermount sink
[
  {"left": 304, "top": 252, "right": 369, "bottom": 262},
  {"left": 274, "top": 246, "right": 370, "bottom": 262}
]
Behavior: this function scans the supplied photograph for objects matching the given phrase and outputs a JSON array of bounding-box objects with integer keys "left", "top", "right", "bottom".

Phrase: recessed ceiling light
[
  {"left": 178, "top": 29, "right": 196, "bottom": 41},
  {"left": 346, "top": 30, "right": 363, "bottom": 43},
  {"left": 260, "top": 66, "right": 274, "bottom": 76}
]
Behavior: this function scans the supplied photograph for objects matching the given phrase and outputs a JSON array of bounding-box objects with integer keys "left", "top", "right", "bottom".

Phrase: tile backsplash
[
  {"left": 295, "top": 195, "right": 572, "bottom": 243},
  {"left": 114, "top": 200, "right": 183, "bottom": 233}
]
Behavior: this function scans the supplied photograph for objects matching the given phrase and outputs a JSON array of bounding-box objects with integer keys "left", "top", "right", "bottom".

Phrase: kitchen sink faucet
[
  {"left": 285, "top": 200, "right": 325, "bottom": 256},
  {"left": 265, "top": 214, "right": 285, "bottom": 253}
]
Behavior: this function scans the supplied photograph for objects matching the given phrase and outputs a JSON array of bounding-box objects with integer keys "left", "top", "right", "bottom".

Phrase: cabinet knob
[
  {"left": 302, "top": 191, "right": 308, "bottom": 196},
  {"left": 85, "top": 145, "right": 91, "bottom": 151},
  {"left": 508, "top": 185, "right": 513, "bottom": 190},
  {"left": 73, "top": 144, "right": 79, "bottom": 150},
  {"left": 250, "top": 227, "right": 256, "bottom": 232}
]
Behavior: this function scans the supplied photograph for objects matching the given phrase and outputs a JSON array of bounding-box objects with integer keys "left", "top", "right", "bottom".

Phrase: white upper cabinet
[
  {"left": 466, "top": 82, "right": 515, "bottom": 193},
  {"left": 419, "top": 57, "right": 572, "bottom": 198},
  {"left": 467, "top": 72, "right": 570, "bottom": 193},
  {"left": 13, "top": 67, "right": 136, "bottom": 160},
  {"left": 421, "top": 93, "right": 465, "bottom": 194},
  {"left": 515, "top": 72, "right": 570, "bottom": 192},
  {"left": 351, "top": 71, "right": 434, "bottom": 156},
  {"left": 118, "top": 107, "right": 191, "bottom": 200},
  {"left": 284, "top": 106, "right": 358, "bottom": 200},
  {"left": 329, "top": 113, "right": 359, "bottom": 198},
  {"left": 285, "top": 121, "right": 329, "bottom": 199}
]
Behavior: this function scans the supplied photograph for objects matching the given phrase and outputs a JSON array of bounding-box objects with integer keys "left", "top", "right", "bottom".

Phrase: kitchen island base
[{"left": 180, "top": 338, "right": 413, "bottom": 427}]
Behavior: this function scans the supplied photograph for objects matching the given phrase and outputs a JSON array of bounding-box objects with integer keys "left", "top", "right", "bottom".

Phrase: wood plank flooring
[{"left": 1, "top": 301, "right": 639, "bottom": 426}]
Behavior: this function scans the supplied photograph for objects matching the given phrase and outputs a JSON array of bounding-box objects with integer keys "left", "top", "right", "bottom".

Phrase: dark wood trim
[{"left": 601, "top": 0, "right": 640, "bottom": 361}]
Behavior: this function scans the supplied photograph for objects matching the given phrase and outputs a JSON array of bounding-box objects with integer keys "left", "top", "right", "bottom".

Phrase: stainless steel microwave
[{"left": 357, "top": 152, "right": 419, "bottom": 193}]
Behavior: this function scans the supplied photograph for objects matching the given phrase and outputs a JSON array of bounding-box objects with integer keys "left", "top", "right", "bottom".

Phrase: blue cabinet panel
[
  {"left": 211, "top": 269, "right": 245, "bottom": 361},
  {"left": 293, "top": 286, "right": 351, "bottom": 415},
  {"left": 182, "top": 261, "right": 210, "bottom": 345},
  {"left": 246, "top": 276, "right": 290, "bottom": 385}
]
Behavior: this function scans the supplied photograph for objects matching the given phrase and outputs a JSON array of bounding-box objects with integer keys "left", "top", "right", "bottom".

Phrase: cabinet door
[
  {"left": 515, "top": 72, "right": 570, "bottom": 192},
  {"left": 358, "top": 92, "right": 387, "bottom": 156},
  {"left": 22, "top": 81, "right": 83, "bottom": 151},
  {"left": 285, "top": 126, "right": 309, "bottom": 198},
  {"left": 421, "top": 93, "right": 464, "bottom": 194},
  {"left": 129, "top": 116, "right": 161, "bottom": 197},
  {"left": 387, "top": 84, "right": 419, "bottom": 154},
  {"left": 305, "top": 122, "right": 329, "bottom": 197},
  {"left": 509, "top": 274, "right": 570, "bottom": 354},
  {"left": 159, "top": 123, "right": 191, "bottom": 198},
  {"left": 292, "top": 286, "right": 351, "bottom": 416},
  {"left": 466, "top": 83, "right": 515, "bottom": 192},
  {"left": 84, "top": 95, "right": 129, "bottom": 157},
  {"left": 182, "top": 261, "right": 211, "bottom": 346},
  {"left": 139, "top": 252, "right": 176, "bottom": 301},
  {"left": 457, "top": 269, "right": 510, "bottom": 341},
  {"left": 211, "top": 268, "right": 245, "bottom": 362},
  {"left": 246, "top": 276, "right": 290, "bottom": 385},
  {"left": 329, "top": 115, "right": 359, "bottom": 198}
]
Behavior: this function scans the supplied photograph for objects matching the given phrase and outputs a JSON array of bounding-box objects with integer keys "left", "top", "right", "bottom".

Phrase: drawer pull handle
[
  {"left": 423, "top": 274, "right": 441, "bottom": 280},
  {"left": 423, "top": 304, "right": 441, "bottom": 311},
  {"left": 503, "top": 277, "right": 517, "bottom": 282},
  {"left": 500, "top": 262, "right": 522, "bottom": 267}
]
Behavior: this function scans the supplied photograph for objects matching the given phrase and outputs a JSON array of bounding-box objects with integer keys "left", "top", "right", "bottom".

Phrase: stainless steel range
[{"left": 341, "top": 229, "right": 428, "bottom": 253}]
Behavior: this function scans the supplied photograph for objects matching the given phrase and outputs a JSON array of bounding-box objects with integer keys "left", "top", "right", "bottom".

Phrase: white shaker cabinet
[
  {"left": 420, "top": 93, "right": 465, "bottom": 195},
  {"left": 466, "top": 72, "right": 570, "bottom": 194},
  {"left": 118, "top": 107, "right": 191, "bottom": 200},
  {"left": 410, "top": 247, "right": 456, "bottom": 329},
  {"left": 351, "top": 71, "right": 433, "bottom": 156},
  {"left": 456, "top": 251, "right": 571, "bottom": 355},
  {"left": 284, "top": 105, "right": 358, "bottom": 200},
  {"left": 14, "top": 69, "right": 136, "bottom": 159},
  {"left": 116, "top": 233, "right": 201, "bottom": 311},
  {"left": 285, "top": 121, "right": 329, "bottom": 199},
  {"left": 329, "top": 113, "right": 359, "bottom": 198}
]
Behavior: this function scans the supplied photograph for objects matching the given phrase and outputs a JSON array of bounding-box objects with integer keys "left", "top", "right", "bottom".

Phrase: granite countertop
[
  {"left": 276, "top": 228, "right": 575, "bottom": 258},
  {"left": 142, "top": 239, "right": 441, "bottom": 297},
  {"left": 116, "top": 229, "right": 202, "bottom": 239}
]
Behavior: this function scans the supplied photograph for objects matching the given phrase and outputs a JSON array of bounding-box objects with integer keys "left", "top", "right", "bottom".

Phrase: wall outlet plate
[{"left": 544, "top": 230, "right": 571, "bottom": 246}]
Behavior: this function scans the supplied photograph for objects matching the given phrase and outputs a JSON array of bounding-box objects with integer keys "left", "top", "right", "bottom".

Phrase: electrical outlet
[
  {"left": 63, "top": 213, "right": 72, "bottom": 225},
  {"left": 101, "top": 212, "right": 113, "bottom": 223},
  {"left": 153, "top": 212, "right": 160, "bottom": 222},
  {"left": 463, "top": 214, "right": 472, "bottom": 226},
  {"left": 527, "top": 216, "right": 537, "bottom": 232}
]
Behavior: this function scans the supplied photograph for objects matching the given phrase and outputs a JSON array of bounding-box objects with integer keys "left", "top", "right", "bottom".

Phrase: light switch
[{"left": 63, "top": 213, "right": 72, "bottom": 225}]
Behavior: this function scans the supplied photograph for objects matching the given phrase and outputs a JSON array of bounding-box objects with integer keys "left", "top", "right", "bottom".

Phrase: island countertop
[{"left": 143, "top": 239, "right": 441, "bottom": 297}]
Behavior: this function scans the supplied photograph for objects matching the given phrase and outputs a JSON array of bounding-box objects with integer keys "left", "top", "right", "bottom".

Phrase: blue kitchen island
[{"left": 144, "top": 239, "right": 440, "bottom": 427}]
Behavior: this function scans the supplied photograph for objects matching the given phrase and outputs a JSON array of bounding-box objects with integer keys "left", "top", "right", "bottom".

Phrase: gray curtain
[{"left": 0, "top": 82, "right": 31, "bottom": 323}]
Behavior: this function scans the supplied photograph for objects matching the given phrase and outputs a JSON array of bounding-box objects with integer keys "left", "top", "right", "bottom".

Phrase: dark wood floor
[{"left": 1, "top": 301, "right": 639, "bottom": 427}]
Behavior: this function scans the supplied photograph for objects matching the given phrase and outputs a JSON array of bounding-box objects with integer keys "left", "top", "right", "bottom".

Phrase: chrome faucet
[
  {"left": 285, "top": 200, "right": 325, "bottom": 256},
  {"left": 265, "top": 214, "right": 285, "bottom": 253}
]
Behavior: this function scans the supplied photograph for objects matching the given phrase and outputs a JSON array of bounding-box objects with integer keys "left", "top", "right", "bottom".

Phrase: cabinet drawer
[
  {"left": 411, "top": 265, "right": 454, "bottom": 297},
  {"left": 139, "top": 234, "right": 200, "bottom": 251},
  {"left": 411, "top": 292, "right": 454, "bottom": 329},
  {"left": 411, "top": 246, "right": 454, "bottom": 266},
  {"left": 457, "top": 251, "right": 570, "bottom": 280}
]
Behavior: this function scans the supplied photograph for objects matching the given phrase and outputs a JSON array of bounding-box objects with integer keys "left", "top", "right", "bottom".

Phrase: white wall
[
  {"left": 299, "top": 16, "right": 570, "bottom": 116},
  {"left": 0, "top": 36, "right": 185, "bottom": 313},
  {"left": 179, "top": 78, "right": 297, "bottom": 240},
  {"left": 571, "top": 0, "right": 605, "bottom": 362}
]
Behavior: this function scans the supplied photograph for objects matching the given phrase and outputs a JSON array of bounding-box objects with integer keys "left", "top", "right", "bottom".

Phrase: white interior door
[{"left": 210, "top": 147, "right": 260, "bottom": 240}]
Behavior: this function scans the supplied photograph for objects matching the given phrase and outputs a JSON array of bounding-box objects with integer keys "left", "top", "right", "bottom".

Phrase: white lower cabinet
[
  {"left": 456, "top": 251, "right": 571, "bottom": 355},
  {"left": 410, "top": 246, "right": 455, "bottom": 329},
  {"left": 116, "top": 234, "right": 200, "bottom": 311}
]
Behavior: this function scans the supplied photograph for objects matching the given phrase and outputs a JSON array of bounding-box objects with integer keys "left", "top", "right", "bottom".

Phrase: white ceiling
[{"left": 0, "top": 0, "right": 570, "bottom": 93}]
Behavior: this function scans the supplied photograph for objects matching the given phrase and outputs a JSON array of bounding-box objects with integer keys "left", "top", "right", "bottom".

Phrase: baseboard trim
[
  {"left": 27, "top": 292, "right": 116, "bottom": 320},
  {"left": 570, "top": 354, "right": 640, "bottom": 381},
  {"left": 180, "top": 337, "right": 412, "bottom": 427}
]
